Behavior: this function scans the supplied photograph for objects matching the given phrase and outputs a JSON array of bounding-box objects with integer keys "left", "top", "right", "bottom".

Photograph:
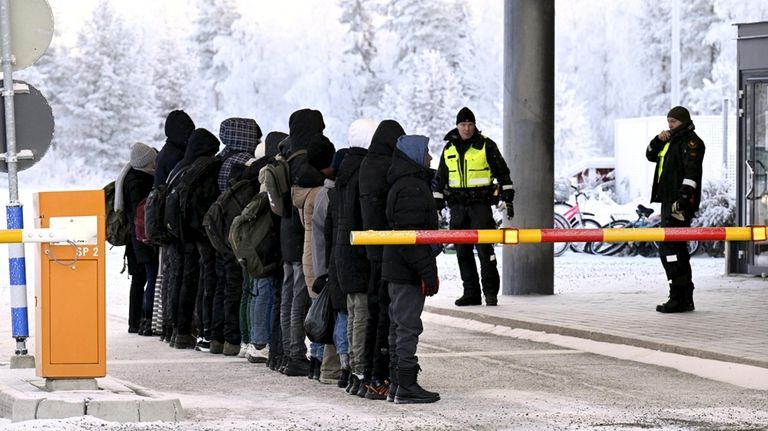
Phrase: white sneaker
[
  {"left": 237, "top": 342, "right": 248, "bottom": 358},
  {"left": 245, "top": 344, "right": 269, "bottom": 364}
]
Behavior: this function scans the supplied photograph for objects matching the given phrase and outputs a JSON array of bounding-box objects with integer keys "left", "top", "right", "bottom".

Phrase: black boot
[
  {"left": 656, "top": 284, "right": 690, "bottom": 313},
  {"left": 338, "top": 369, "right": 350, "bottom": 389},
  {"left": 394, "top": 366, "right": 440, "bottom": 404},
  {"left": 308, "top": 357, "right": 317, "bottom": 380},
  {"left": 454, "top": 295, "right": 481, "bottom": 306},
  {"left": 684, "top": 284, "right": 695, "bottom": 311},
  {"left": 387, "top": 366, "right": 398, "bottom": 402}
]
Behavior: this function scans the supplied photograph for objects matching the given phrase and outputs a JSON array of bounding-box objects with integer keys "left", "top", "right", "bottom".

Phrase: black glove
[
  {"left": 505, "top": 201, "right": 514, "bottom": 219},
  {"left": 420, "top": 276, "right": 439, "bottom": 297},
  {"left": 434, "top": 197, "right": 445, "bottom": 211},
  {"left": 500, "top": 187, "right": 515, "bottom": 203},
  {"left": 676, "top": 185, "right": 695, "bottom": 212}
]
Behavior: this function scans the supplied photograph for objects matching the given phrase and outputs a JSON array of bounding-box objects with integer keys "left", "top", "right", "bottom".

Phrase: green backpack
[
  {"left": 228, "top": 192, "right": 280, "bottom": 277},
  {"left": 203, "top": 178, "right": 258, "bottom": 254},
  {"left": 104, "top": 181, "right": 131, "bottom": 247}
]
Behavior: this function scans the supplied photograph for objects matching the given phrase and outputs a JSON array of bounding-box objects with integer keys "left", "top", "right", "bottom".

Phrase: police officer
[
  {"left": 646, "top": 106, "right": 705, "bottom": 313},
  {"left": 434, "top": 107, "right": 514, "bottom": 306}
]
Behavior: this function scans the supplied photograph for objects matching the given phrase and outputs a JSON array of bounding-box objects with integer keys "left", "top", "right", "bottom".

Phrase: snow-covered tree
[
  {"left": 338, "top": 0, "right": 381, "bottom": 118},
  {"left": 554, "top": 74, "right": 599, "bottom": 176},
  {"left": 379, "top": 49, "right": 462, "bottom": 157},
  {"left": 191, "top": 0, "right": 240, "bottom": 125},
  {"left": 62, "top": 0, "right": 156, "bottom": 177},
  {"left": 151, "top": 34, "right": 197, "bottom": 143}
]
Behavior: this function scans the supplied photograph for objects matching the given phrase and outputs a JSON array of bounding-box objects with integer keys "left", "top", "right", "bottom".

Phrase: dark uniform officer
[
  {"left": 434, "top": 107, "right": 514, "bottom": 306},
  {"left": 646, "top": 106, "right": 705, "bottom": 313}
]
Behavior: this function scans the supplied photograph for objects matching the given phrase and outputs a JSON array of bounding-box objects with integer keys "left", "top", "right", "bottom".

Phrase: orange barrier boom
[{"left": 350, "top": 226, "right": 766, "bottom": 245}]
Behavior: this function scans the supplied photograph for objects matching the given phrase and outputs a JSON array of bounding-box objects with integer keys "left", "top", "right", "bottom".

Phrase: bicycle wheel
[
  {"left": 553, "top": 212, "right": 570, "bottom": 257},
  {"left": 592, "top": 219, "right": 631, "bottom": 256},
  {"left": 569, "top": 218, "right": 601, "bottom": 253}
]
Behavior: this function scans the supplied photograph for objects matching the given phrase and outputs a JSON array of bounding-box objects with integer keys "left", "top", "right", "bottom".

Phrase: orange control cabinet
[{"left": 34, "top": 190, "right": 106, "bottom": 378}]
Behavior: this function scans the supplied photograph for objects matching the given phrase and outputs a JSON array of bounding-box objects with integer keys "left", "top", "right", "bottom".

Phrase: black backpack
[
  {"left": 144, "top": 185, "right": 171, "bottom": 246},
  {"left": 163, "top": 166, "right": 189, "bottom": 239},
  {"left": 203, "top": 178, "right": 258, "bottom": 254},
  {"left": 104, "top": 181, "right": 130, "bottom": 247},
  {"left": 176, "top": 156, "right": 223, "bottom": 240}
]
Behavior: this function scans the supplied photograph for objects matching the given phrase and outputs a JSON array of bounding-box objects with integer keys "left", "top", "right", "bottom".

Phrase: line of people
[{"left": 116, "top": 106, "right": 516, "bottom": 404}]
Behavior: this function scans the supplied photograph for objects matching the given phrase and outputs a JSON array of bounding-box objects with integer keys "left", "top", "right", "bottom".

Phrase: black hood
[
  {"left": 165, "top": 110, "right": 195, "bottom": 146},
  {"left": 264, "top": 131, "right": 287, "bottom": 158},
  {"left": 387, "top": 147, "right": 432, "bottom": 186},
  {"left": 289, "top": 109, "right": 325, "bottom": 150},
  {"left": 183, "top": 128, "right": 220, "bottom": 163},
  {"left": 368, "top": 120, "right": 405, "bottom": 156}
]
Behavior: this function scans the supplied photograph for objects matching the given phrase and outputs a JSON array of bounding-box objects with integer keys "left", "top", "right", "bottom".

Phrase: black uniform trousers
[
  {"left": 449, "top": 201, "right": 500, "bottom": 299},
  {"left": 658, "top": 202, "right": 693, "bottom": 288}
]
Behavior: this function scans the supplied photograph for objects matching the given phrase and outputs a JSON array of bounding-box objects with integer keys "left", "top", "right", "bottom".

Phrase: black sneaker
[
  {"left": 284, "top": 357, "right": 311, "bottom": 377},
  {"left": 365, "top": 379, "right": 390, "bottom": 400},
  {"left": 455, "top": 295, "right": 482, "bottom": 306},
  {"left": 174, "top": 334, "right": 197, "bottom": 349},
  {"left": 195, "top": 337, "right": 211, "bottom": 352},
  {"left": 338, "top": 369, "right": 350, "bottom": 389},
  {"left": 347, "top": 374, "right": 360, "bottom": 394},
  {"left": 485, "top": 295, "right": 498, "bottom": 306}
]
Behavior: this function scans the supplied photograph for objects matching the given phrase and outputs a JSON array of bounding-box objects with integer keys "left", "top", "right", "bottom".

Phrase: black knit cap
[
  {"left": 667, "top": 106, "right": 691, "bottom": 124},
  {"left": 307, "top": 135, "right": 335, "bottom": 170},
  {"left": 456, "top": 106, "right": 475, "bottom": 125}
]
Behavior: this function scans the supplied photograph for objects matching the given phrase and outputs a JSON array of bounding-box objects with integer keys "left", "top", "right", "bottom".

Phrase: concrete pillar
[{"left": 502, "top": 0, "right": 555, "bottom": 295}]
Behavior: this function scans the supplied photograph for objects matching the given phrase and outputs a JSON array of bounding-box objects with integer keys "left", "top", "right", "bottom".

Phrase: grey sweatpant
[
  {"left": 280, "top": 261, "right": 309, "bottom": 360},
  {"left": 347, "top": 292, "right": 369, "bottom": 376},
  {"left": 388, "top": 282, "right": 425, "bottom": 370}
]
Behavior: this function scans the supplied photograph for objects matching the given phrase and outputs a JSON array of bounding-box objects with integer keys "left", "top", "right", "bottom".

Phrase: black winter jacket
[
  {"left": 382, "top": 148, "right": 438, "bottom": 288},
  {"left": 154, "top": 110, "right": 194, "bottom": 187},
  {"left": 123, "top": 168, "right": 155, "bottom": 264},
  {"left": 334, "top": 147, "right": 370, "bottom": 294},
  {"left": 359, "top": 120, "right": 405, "bottom": 262},
  {"left": 646, "top": 122, "right": 705, "bottom": 213},
  {"left": 281, "top": 207, "right": 304, "bottom": 263},
  {"left": 325, "top": 186, "right": 346, "bottom": 312},
  {"left": 435, "top": 129, "right": 512, "bottom": 205}
]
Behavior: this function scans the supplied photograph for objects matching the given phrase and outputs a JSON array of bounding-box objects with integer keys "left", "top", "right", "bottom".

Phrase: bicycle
[
  {"left": 593, "top": 205, "right": 699, "bottom": 257},
  {"left": 556, "top": 185, "right": 602, "bottom": 254}
]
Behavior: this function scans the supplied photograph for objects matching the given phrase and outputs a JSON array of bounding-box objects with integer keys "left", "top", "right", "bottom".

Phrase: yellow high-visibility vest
[
  {"left": 657, "top": 142, "right": 671, "bottom": 181},
  {"left": 443, "top": 141, "right": 492, "bottom": 188}
]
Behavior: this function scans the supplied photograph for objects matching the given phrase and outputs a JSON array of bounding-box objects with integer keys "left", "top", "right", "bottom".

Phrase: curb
[{"left": 424, "top": 305, "right": 768, "bottom": 370}]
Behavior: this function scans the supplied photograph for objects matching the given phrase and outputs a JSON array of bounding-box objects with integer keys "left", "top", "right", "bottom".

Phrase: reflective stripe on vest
[
  {"left": 657, "top": 141, "right": 670, "bottom": 181},
  {"left": 443, "top": 141, "right": 492, "bottom": 188}
]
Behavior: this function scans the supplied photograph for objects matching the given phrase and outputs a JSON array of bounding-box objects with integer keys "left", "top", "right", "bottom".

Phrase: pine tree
[
  {"left": 192, "top": 0, "right": 240, "bottom": 121},
  {"left": 554, "top": 74, "right": 599, "bottom": 177},
  {"left": 62, "top": 0, "right": 156, "bottom": 177},
  {"left": 338, "top": 0, "right": 380, "bottom": 118},
  {"left": 380, "top": 49, "right": 462, "bottom": 157},
  {"left": 152, "top": 33, "right": 197, "bottom": 143}
]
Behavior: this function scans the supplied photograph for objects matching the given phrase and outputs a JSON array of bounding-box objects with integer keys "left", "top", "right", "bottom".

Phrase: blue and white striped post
[
  {"left": 1, "top": 0, "right": 31, "bottom": 359},
  {"left": 7, "top": 204, "right": 28, "bottom": 354}
]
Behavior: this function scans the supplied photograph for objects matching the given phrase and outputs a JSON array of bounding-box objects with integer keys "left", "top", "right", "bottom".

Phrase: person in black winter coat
[
  {"left": 383, "top": 135, "right": 440, "bottom": 404},
  {"left": 646, "top": 106, "right": 705, "bottom": 313},
  {"left": 168, "top": 128, "right": 221, "bottom": 349},
  {"left": 434, "top": 107, "right": 514, "bottom": 307},
  {"left": 333, "top": 119, "right": 377, "bottom": 395},
  {"left": 154, "top": 110, "right": 195, "bottom": 342},
  {"left": 358, "top": 119, "right": 405, "bottom": 398},
  {"left": 155, "top": 110, "right": 195, "bottom": 187},
  {"left": 119, "top": 143, "right": 158, "bottom": 334}
]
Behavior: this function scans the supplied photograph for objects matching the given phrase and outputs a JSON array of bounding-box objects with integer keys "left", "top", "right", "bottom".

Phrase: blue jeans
[
  {"left": 249, "top": 276, "right": 275, "bottom": 346},
  {"left": 334, "top": 311, "right": 349, "bottom": 355},
  {"left": 309, "top": 297, "right": 325, "bottom": 360}
]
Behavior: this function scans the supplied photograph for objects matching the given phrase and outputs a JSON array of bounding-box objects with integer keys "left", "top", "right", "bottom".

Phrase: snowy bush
[{"left": 692, "top": 179, "right": 735, "bottom": 256}]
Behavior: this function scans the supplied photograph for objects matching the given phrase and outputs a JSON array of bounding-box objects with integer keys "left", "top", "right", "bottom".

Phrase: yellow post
[{"left": 34, "top": 190, "right": 106, "bottom": 379}]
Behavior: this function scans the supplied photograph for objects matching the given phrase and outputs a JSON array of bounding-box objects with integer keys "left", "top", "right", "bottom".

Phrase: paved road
[{"left": 97, "top": 312, "right": 768, "bottom": 431}]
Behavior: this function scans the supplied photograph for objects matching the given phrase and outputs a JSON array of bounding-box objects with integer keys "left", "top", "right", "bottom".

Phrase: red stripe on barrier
[
  {"left": 540, "top": 229, "right": 604, "bottom": 243},
  {"left": 664, "top": 227, "right": 726, "bottom": 241},
  {"left": 416, "top": 230, "right": 479, "bottom": 244}
]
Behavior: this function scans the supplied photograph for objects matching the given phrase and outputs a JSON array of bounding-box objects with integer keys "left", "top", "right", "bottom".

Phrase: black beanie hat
[
  {"left": 456, "top": 106, "right": 476, "bottom": 125},
  {"left": 307, "top": 135, "right": 336, "bottom": 170},
  {"left": 667, "top": 106, "right": 691, "bottom": 124}
]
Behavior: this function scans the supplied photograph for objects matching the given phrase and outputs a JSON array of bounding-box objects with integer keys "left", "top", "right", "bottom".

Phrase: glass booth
[{"left": 734, "top": 21, "right": 768, "bottom": 274}]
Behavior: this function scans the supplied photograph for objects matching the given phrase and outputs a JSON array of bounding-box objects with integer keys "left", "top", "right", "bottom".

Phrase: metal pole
[
  {"left": 1, "top": 0, "right": 31, "bottom": 359},
  {"left": 671, "top": 0, "right": 681, "bottom": 106},
  {"left": 722, "top": 99, "right": 729, "bottom": 176},
  {"left": 503, "top": 0, "right": 555, "bottom": 295}
]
